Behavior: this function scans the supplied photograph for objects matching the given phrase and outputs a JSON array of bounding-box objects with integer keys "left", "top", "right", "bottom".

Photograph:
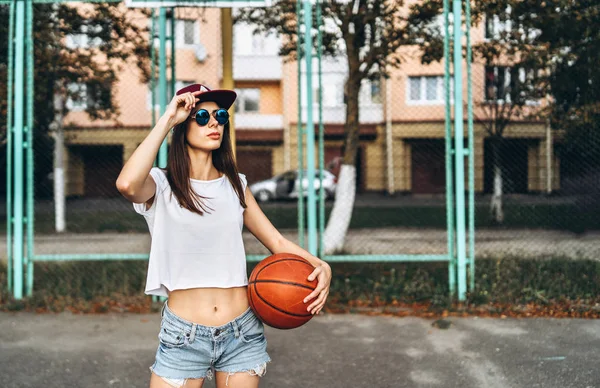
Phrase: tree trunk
[
  {"left": 52, "top": 92, "right": 66, "bottom": 233},
  {"left": 490, "top": 139, "right": 504, "bottom": 223},
  {"left": 323, "top": 164, "right": 356, "bottom": 253},
  {"left": 324, "top": 73, "right": 361, "bottom": 254}
]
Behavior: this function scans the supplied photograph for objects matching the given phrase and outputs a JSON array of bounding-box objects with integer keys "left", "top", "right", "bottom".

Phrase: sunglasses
[{"left": 193, "top": 108, "right": 229, "bottom": 126}]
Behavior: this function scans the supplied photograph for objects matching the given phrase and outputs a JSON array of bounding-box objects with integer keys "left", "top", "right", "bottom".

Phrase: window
[
  {"left": 235, "top": 88, "right": 260, "bottom": 113},
  {"left": 370, "top": 80, "right": 382, "bottom": 104},
  {"left": 485, "top": 66, "right": 539, "bottom": 105},
  {"left": 65, "top": 82, "right": 109, "bottom": 111},
  {"left": 484, "top": 6, "right": 513, "bottom": 40},
  {"left": 313, "top": 87, "right": 321, "bottom": 106},
  {"left": 182, "top": 20, "right": 196, "bottom": 45},
  {"left": 409, "top": 78, "right": 421, "bottom": 101},
  {"left": 485, "top": 15, "right": 507, "bottom": 40},
  {"left": 485, "top": 66, "right": 509, "bottom": 101},
  {"left": 66, "top": 83, "right": 89, "bottom": 111},
  {"left": 429, "top": 13, "right": 453, "bottom": 38},
  {"left": 485, "top": 8, "right": 541, "bottom": 43},
  {"left": 66, "top": 24, "right": 104, "bottom": 49},
  {"left": 412, "top": 13, "right": 453, "bottom": 44},
  {"left": 152, "top": 19, "right": 199, "bottom": 48},
  {"left": 309, "top": 84, "right": 343, "bottom": 107},
  {"left": 407, "top": 76, "right": 453, "bottom": 104},
  {"left": 147, "top": 80, "right": 193, "bottom": 110},
  {"left": 234, "top": 22, "right": 279, "bottom": 56}
]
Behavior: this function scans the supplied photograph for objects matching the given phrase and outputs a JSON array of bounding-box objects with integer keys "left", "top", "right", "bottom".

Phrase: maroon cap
[{"left": 176, "top": 83, "right": 237, "bottom": 110}]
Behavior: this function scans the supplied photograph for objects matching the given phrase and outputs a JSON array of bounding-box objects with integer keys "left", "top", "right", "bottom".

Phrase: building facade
[{"left": 62, "top": 7, "right": 560, "bottom": 198}]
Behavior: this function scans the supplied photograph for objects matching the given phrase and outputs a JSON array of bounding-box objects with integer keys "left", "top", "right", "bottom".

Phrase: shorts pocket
[
  {"left": 239, "top": 316, "right": 265, "bottom": 344},
  {"left": 159, "top": 322, "right": 186, "bottom": 348}
]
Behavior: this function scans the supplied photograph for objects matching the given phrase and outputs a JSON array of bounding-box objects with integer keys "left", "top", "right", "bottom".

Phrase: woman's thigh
[
  {"left": 215, "top": 371, "right": 260, "bottom": 388},
  {"left": 150, "top": 372, "right": 205, "bottom": 388}
]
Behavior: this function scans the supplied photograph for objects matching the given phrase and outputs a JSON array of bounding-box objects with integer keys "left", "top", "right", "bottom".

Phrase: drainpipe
[{"left": 385, "top": 77, "right": 394, "bottom": 195}]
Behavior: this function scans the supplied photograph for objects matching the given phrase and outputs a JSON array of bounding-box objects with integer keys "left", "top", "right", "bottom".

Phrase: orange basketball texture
[{"left": 248, "top": 253, "right": 318, "bottom": 329}]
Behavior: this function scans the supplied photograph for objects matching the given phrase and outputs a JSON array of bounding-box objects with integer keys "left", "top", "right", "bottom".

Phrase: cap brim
[{"left": 197, "top": 90, "right": 237, "bottom": 110}]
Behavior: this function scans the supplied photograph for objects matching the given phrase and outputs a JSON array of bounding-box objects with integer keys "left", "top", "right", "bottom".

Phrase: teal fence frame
[{"left": 5, "top": 0, "right": 475, "bottom": 302}]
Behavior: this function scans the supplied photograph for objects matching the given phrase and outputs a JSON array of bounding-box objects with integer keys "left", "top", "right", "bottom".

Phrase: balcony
[
  {"left": 235, "top": 113, "right": 283, "bottom": 130},
  {"left": 301, "top": 104, "right": 383, "bottom": 124},
  {"left": 234, "top": 55, "right": 282, "bottom": 81}
]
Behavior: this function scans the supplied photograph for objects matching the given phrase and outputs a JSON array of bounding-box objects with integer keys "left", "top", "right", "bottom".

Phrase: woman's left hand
[{"left": 303, "top": 261, "right": 332, "bottom": 315}]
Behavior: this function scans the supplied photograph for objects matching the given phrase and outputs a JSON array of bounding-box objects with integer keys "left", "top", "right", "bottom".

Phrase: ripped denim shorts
[{"left": 150, "top": 301, "right": 271, "bottom": 387}]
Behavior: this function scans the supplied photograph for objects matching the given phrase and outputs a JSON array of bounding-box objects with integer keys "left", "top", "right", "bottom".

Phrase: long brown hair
[{"left": 165, "top": 116, "right": 247, "bottom": 216}]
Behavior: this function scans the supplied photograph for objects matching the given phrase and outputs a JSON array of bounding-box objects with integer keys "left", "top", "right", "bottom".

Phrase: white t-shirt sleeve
[{"left": 133, "top": 167, "right": 166, "bottom": 215}]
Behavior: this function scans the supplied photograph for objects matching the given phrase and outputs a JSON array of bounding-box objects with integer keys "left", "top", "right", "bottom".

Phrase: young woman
[{"left": 116, "top": 84, "right": 332, "bottom": 388}]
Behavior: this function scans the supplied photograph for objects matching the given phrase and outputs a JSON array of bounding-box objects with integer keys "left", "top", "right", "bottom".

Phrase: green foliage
[
  {"left": 0, "top": 3, "right": 151, "bottom": 197},
  {"left": 236, "top": 1, "right": 410, "bottom": 167},
  {"left": 0, "top": 202, "right": 596, "bottom": 234},
  {"left": 3, "top": 257, "right": 600, "bottom": 313},
  {"left": 235, "top": 0, "right": 408, "bottom": 76}
]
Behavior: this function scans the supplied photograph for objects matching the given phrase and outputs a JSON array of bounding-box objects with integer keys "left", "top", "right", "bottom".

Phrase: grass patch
[
  {"left": 1, "top": 257, "right": 600, "bottom": 317},
  {"left": 0, "top": 203, "right": 596, "bottom": 234}
]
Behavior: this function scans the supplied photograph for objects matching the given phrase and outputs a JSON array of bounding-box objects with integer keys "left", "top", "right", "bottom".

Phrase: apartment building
[{"left": 62, "top": 7, "right": 560, "bottom": 198}]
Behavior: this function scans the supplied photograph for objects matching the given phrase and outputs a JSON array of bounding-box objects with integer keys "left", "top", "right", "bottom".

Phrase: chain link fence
[{"left": 1, "top": 1, "right": 599, "bottom": 309}]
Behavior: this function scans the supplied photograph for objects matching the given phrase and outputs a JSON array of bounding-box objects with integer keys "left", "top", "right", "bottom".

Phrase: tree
[
  {"left": 236, "top": 0, "right": 410, "bottom": 253},
  {"left": 529, "top": 1, "right": 600, "bottom": 232},
  {"left": 408, "top": 0, "right": 547, "bottom": 223},
  {"left": 531, "top": 1, "right": 600, "bottom": 174},
  {"left": 0, "top": 2, "right": 151, "bottom": 229}
]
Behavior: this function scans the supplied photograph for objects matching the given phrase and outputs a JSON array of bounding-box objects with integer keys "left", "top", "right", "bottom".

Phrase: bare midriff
[{"left": 167, "top": 286, "right": 250, "bottom": 326}]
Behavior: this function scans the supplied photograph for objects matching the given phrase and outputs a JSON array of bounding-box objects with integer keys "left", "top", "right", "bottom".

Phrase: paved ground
[
  {"left": 4, "top": 193, "right": 598, "bottom": 261},
  {"left": 0, "top": 312, "right": 599, "bottom": 388},
  {"left": 1, "top": 228, "right": 599, "bottom": 261}
]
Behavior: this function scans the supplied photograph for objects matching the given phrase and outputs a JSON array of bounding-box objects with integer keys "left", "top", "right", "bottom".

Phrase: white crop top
[{"left": 133, "top": 167, "right": 248, "bottom": 297}]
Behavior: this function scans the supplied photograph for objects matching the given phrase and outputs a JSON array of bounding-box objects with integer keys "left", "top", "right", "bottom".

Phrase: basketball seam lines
[
  {"left": 248, "top": 279, "right": 314, "bottom": 290},
  {"left": 253, "top": 284, "right": 313, "bottom": 318},
  {"left": 255, "top": 258, "right": 314, "bottom": 277}
]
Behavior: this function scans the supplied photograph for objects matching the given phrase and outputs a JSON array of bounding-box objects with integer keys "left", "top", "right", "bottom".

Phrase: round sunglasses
[{"left": 194, "top": 108, "right": 229, "bottom": 126}]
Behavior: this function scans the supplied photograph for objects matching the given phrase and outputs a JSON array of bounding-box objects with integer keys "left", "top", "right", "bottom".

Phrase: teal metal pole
[
  {"left": 296, "top": 0, "right": 305, "bottom": 249},
  {"left": 155, "top": 7, "right": 171, "bottom": 304},
  {"left": 170, "top": 8, "right": 176, "bottom": 98},
  {"left": 26, "top": 0, "right": 35, "bottom": 296},
  {"left": 303, "top": 0, "right": 317, "bottom": 256},
  {"left": 323, "top": 254, "right": 449, "bottom": 263},
  {"left": 443, "top": 0, "right": 455, "bottom": 298},
  {"left": 33, "top": 254, "right": 149, "bottom": 261},
  {"left": 316, "top": 0, "right": 325, "bottom": 258},
  {"left": 151, "top": 10, "right": 156, "bottom": 130},
  {"left": 12, "top": 0, "right": 26, "bottom": 300},
  {"left": 6, "top": 0, "right": 15, "bottom": 293},
  {"left": 465, "top": 0, "right": 475, "bottom": 293},
  {"left": 453, "top": 0, "right": 467, "bottom": 301},
  {"left": 158, "top": 8, "right": 168, "bottom": 168}
]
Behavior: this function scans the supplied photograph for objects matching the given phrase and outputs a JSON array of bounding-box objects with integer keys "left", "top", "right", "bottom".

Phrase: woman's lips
[{"left": 207, "top": 132, "right": 221, "bottom": 139}]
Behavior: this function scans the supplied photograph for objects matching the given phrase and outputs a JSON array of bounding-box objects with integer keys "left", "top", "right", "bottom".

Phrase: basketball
[{"left": 248, "top": 253, "right": 318, "bottom": 329}]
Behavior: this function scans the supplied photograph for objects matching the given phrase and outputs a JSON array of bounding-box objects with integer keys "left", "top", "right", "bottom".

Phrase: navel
[{"left": 214, "top": 306, "right": 218, "bottom": 312}]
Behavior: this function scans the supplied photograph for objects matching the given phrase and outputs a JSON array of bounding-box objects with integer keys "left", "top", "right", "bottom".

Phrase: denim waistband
[{"left": 160, "top": 301, "right": 256, "bottom": 340}]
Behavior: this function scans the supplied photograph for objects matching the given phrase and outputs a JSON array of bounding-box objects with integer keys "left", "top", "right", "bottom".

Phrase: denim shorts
[{"left": 150, "top": 301, "right": 271, "bottom": 387}]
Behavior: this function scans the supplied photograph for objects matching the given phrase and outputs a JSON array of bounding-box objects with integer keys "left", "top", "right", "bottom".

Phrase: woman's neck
[{"left": 187, "top": 150, "right": 220, "bottom": 180}]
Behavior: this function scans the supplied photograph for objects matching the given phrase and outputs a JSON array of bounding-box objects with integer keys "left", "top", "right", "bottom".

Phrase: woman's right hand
[{"left": 164, "top": 90, "right": 202, "bottom": 127}]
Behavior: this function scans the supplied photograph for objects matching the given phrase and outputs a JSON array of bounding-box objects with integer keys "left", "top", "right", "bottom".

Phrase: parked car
[{"left": 249, "top": 169, "right": 337, "bottom": 203}]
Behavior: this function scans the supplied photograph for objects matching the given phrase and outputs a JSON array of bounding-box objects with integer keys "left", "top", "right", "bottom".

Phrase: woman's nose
[{"left": 207, "top": 115, "right": 218, "bottom": 128}]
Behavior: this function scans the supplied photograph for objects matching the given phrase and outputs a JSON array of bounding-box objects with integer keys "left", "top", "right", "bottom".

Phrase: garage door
[
  {"left": 411, "top": 140, "right": 446, "bottom": 194},
  {"left": 325, "top": 146, "right": 365, "bottom": 192},
  {"left": 484, "top": 139, "right": 528, "bottom": 194},
  {"left": 236, "top": 149, "right": 273, "bottom": 185},
  {"left": 81, "top": 145, "right": 123, "bottom": 198}
]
